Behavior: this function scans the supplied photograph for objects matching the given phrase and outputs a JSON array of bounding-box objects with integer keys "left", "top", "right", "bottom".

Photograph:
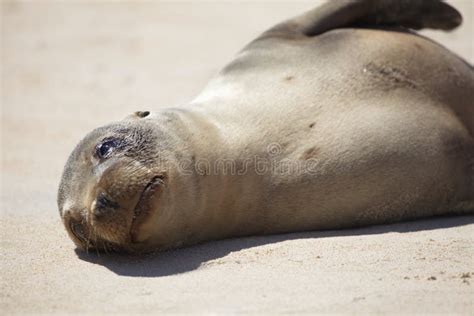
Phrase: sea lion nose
[
  {"left": 68, "top": 217, "right": 87, "bottom": 243},
  {"left": 96, "top": 193, "right": 119, "bottom": 209},
  {"left": 61, "top": 208, "right": 90, "bottom": 249},
  {"left": 93, "top": 193, "right": 120, "bottom": 219}
]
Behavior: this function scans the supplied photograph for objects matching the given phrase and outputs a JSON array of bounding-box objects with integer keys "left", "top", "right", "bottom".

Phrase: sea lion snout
[
  {"left": 93, "top": 193, "right": 119, "bottom": 215},
  {"left": 60, "top": 154, "right": 165, "bottom": 252},
  {"left": 58, "top": 120, "right": 169, "bottom": 251},
  {"left": 87, "top": 158, "right": 158, "bottom": 244}
]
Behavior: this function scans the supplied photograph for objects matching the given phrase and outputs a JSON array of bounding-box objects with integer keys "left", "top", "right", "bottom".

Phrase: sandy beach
[{"left": 1, "top": 1, "right": 473, "bottom": 314}]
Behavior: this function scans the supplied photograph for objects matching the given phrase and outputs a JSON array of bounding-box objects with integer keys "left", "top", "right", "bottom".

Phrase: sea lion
[{"left": 58, "top": 0, "right": 473, "bottom": 253}]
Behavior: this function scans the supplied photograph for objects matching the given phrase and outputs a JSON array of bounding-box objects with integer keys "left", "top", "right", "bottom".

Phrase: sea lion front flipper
[{"left": 265, "top": 0, "right": 462, "bottom": 38}]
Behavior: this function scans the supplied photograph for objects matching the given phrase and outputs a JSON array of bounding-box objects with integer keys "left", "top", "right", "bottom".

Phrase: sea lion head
[{"left": 58, "top": 111, "right": 174, "bottom": 253}]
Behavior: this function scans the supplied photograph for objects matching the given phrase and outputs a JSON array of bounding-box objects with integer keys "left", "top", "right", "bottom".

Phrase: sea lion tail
[{"left": 266, "top": 0, "right": 462, "bottom": 37}]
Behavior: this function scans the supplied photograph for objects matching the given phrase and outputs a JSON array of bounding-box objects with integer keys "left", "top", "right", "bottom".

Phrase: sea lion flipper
[{"left": 265, "top": 0, "right": 462, "bottom": 37}]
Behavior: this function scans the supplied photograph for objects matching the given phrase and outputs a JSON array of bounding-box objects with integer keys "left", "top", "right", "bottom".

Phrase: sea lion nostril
[
  {"left": 69, "top": 219, "right": 86, "bottom": 243},
  {"left": 135, "top": 111, "right": 150, "bottom": 118},
  {"left": 96, "top": 193, "right": 119, "bottom": 210}
]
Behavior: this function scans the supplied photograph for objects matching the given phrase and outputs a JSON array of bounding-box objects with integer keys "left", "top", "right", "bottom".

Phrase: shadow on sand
[{"left": 76, "top": 215, "right": 473, "bottom": 277}]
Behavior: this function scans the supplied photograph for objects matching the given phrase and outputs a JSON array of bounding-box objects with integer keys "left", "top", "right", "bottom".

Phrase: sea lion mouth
[
  {"left": 132, "top": 175, "right": 164, "bottom": 219},
  {"left": 130, "top": 175, "right": 165, "bottom": 241}
]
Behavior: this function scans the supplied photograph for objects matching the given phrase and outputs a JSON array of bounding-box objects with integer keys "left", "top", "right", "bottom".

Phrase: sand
[{"left": 1, "top": 1, "right": 473, "bottom": 314}]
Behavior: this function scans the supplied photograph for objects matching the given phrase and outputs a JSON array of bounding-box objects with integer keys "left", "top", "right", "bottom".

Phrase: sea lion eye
[{"left": 96, "top": 139, "right": 119, "bottom": 159}]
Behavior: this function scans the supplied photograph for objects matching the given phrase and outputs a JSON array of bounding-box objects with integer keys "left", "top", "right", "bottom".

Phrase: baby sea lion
[{"left": 58, "top": 0, "right": 473, "bottom": 253}]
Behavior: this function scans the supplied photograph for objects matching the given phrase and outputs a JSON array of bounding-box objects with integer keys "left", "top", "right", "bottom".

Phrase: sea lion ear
[
  {"left": 264, "top": 0, "right": 462, "bottom": 37},
  {"left": 124, "top": 111, "right": 151, "bottom": 120}
]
